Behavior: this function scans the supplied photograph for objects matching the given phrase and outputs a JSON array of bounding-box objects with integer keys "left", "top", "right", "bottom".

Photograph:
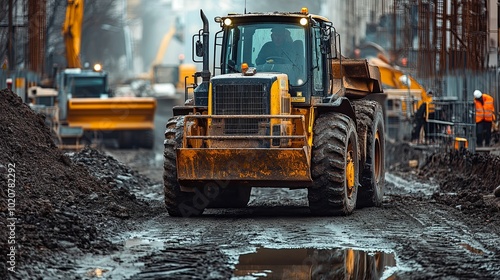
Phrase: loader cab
[
  {"left": 61, "top": 70, "right": 109, "bottom": 99},
  {"left": 214, "top": 13, "right": 336, "bottom": 105},
  {"left": 220, "top": 23, "right": 306, "bottom": 86},
  {"left": 57, "top": 68, "right": 109, "bottom": 120}
]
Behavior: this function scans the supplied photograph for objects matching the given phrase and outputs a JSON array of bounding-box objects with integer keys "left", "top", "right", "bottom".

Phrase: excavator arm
[{"left": 62, "top": 0, "right": 84, "bottom": 68}]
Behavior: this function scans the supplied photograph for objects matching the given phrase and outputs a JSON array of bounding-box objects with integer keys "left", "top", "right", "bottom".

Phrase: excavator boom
[{"left": 62, "top": 0, "right": 84, "bottom": 68}]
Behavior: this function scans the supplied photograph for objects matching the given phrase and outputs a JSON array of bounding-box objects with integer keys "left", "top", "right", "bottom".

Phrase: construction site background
[
  {"left": 1, "top": 0, "right": 499, "bottom": 151},
  {"left": 324, "top": 0, "right": 499, "bottom": 152}
]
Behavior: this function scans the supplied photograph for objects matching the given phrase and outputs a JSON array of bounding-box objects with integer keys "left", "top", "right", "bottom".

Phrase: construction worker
[
  {"left": 474, "top": 89, "right": 496, "bottom": 147},
  {"left": 6, "top": 78, "right": 13, "bottom": 90},
  {"left": 411, "top": 90, "right": 435, "bottom": 143}
]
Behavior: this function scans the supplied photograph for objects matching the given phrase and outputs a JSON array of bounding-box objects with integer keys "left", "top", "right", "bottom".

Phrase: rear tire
[
  {"left": 164, "top": 116, "right": 205, "bottom": 217},
  {"left": 308, "top": 113, "right": 359, "bottom": 216},
  {"left": 353, "top": 100, "right": 385, "bottom": 208}
]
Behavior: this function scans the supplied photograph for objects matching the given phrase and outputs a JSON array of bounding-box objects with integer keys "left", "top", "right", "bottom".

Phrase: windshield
[
  {"left": 67, "top": 77, "right": 107, "bottom": 98},
  {"left": 224, "top": 22, "right": 306, "bottom": 86}
]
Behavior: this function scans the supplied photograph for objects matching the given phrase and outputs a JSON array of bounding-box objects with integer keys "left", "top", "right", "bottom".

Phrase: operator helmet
[{"left": 473, "top": 90, "right": 482, "bottom": 99}]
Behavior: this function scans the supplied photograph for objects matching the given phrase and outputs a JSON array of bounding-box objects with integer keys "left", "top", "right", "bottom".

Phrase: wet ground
[{"left": 1, "top": 89, "right": 499, "bottom": 279}]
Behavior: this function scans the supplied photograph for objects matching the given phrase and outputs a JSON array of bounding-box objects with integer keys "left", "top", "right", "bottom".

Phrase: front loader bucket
[
  {"left": 67, "top": 97, "right": 156, "bottom": 131},
  {"left": 176, "top": 147, "right": 312, "bottom": 187}
]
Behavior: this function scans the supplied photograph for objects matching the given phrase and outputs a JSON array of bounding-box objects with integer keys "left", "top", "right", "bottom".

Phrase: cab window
[{"left": 224, "top": 23, "right": 306, "bottom": 86}]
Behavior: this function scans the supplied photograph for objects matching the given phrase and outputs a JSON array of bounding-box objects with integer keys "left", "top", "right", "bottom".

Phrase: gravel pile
[
  {"left": 69, "top": 147, "right": 159, "bottom": 197},
  {"left": 0, "top": 89, "right": 159, "bottom": 276}
]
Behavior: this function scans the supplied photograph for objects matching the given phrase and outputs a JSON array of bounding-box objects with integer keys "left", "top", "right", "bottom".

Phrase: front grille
[{"left": 213, "top": 83, "right": 268, "bottom": 134}]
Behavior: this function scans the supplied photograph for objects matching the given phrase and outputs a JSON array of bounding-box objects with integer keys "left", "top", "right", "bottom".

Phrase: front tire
[
  {"left": 163, "top": 116, "right": 205, "bottom": 217},
  {"left": 308, "top": 113, "right": 359, "bottom": 216}
]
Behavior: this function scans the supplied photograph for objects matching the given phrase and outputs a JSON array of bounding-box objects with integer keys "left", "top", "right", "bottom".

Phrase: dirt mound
[
  {"left": 422, "top": 150, "right": 500, "bottom": 221},
  {"left": 386, "top": 141, "right": 500, "bottom": 223},
  {"left": 0, "top": 89, "right": 158, "bottom": 273}
]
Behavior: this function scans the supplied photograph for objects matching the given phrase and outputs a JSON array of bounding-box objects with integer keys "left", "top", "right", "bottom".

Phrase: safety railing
[{"left": 182, "top": 114, "right": 308, "bottom": 148}]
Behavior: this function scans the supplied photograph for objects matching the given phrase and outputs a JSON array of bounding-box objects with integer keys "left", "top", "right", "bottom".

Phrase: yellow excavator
[
  {"left": 30, "top": 0, "right": 157, "bottom": 149},
  {"left": 367, "top": 56, "right": 432, "bottom": 142},
  {"left": 137, "top": 25, "right": 196, "bottom": 98}
]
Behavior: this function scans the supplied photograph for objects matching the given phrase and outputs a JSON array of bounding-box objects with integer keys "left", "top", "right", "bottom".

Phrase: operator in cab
[
  {"left": 255, "top": 27, "right": 294, "bottom": 66},
  {"left": 254, "top": 26, "right": 305, "bottom": 85}
]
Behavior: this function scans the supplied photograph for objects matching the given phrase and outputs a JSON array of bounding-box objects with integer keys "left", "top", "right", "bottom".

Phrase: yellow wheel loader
[
  {"left": 33, "top": 0, "right": 157, "bottom": 149},
  {"left": 29, "top": 68, "right": 157, "bottom": 149},
  {"left": 164, "top": 8, "right": 386, "bottom": 217},
  {"left": 57, "top": 68, "right": 156, "bottom": 149}
]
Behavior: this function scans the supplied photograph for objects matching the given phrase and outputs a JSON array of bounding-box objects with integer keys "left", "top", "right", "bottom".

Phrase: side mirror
[
  {"left": 331, "top": 30, "right": 338, "bottom": 59},
  {"left": 196, "top": 40, "right": 204, "bottom": 57}
]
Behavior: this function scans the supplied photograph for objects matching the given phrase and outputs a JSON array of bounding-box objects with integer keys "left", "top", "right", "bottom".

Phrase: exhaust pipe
[
  {"left": 193, "top": 10, "right": 211, "bottom": 106},
  {"left": 200, "top": 9, "right": 210, "bottom": 82}
]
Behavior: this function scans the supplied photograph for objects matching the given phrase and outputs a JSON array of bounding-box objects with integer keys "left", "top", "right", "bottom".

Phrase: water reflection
[{"left": 234, "top": 247, "right": 396, "bottom": 279}]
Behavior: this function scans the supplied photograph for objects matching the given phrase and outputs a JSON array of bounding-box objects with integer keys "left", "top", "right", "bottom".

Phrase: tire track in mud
[
  {"left": 63, "top": 188, "right": 500, "bottom": 279},
  {"left": 389, "top": 200, "right": 500, "bottom": 279}
]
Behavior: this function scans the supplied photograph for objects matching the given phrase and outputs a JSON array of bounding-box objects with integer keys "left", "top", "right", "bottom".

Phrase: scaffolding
[
  {"left": 0, "top": 0, "right": 47, "bottom": 74},
  {"left": 389, "top": 0, "right": 494, "bottom": 152},
  {"left": 392, "top": 0, "right": 489, "bottom": 84}
]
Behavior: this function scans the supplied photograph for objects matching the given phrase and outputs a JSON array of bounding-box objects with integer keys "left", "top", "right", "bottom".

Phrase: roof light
[
  {"left": 300, "top": 18, "right": 308, "bottom": 26},
  {"left": 223, "top": 18, "right": 232, "bottom": 26},
  {"left": 301, "top": 7, "right": 308, "bottom": 14},
  {"left": 93, "top": 63, "right": 102, "bottom": 72},
  {"left": 241, "top": 63, "right": 249, "bottom": 73}
]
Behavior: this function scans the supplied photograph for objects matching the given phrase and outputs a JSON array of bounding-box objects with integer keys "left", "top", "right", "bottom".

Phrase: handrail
[{"left": 182, "top": 114, "right": 308, "bottom": 147}]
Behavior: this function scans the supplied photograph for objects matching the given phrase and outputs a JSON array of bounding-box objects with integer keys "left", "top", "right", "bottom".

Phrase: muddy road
[
  {"left": 59, "top": 183, "right": 500, "bottom": 279},
  {"left": 2, "top": 91, "right": 499, "bottom": 279}
]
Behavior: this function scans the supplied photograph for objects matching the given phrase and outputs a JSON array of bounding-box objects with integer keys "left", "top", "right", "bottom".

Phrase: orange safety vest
[
  {"left": 474, "top": 93, "right": 496, "bottom": 123},
  {"left": 425, "top": 99, "right": 435, "bottom": 120}
]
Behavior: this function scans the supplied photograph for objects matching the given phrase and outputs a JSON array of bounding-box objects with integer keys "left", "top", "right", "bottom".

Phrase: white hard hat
[{"left": 474, "top": 90, "right": 482, "bottom": 99}]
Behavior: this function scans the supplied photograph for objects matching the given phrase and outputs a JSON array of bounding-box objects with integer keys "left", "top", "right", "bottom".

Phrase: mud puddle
[
  {"left": 70, "top": 223, "right": 400, "bottom": 280},
  {"left": 233, "top": 247, "right": 396, "bottom": 279},
  {"left": 71, "top": 230, "right": 165, "bottom": 279}
]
